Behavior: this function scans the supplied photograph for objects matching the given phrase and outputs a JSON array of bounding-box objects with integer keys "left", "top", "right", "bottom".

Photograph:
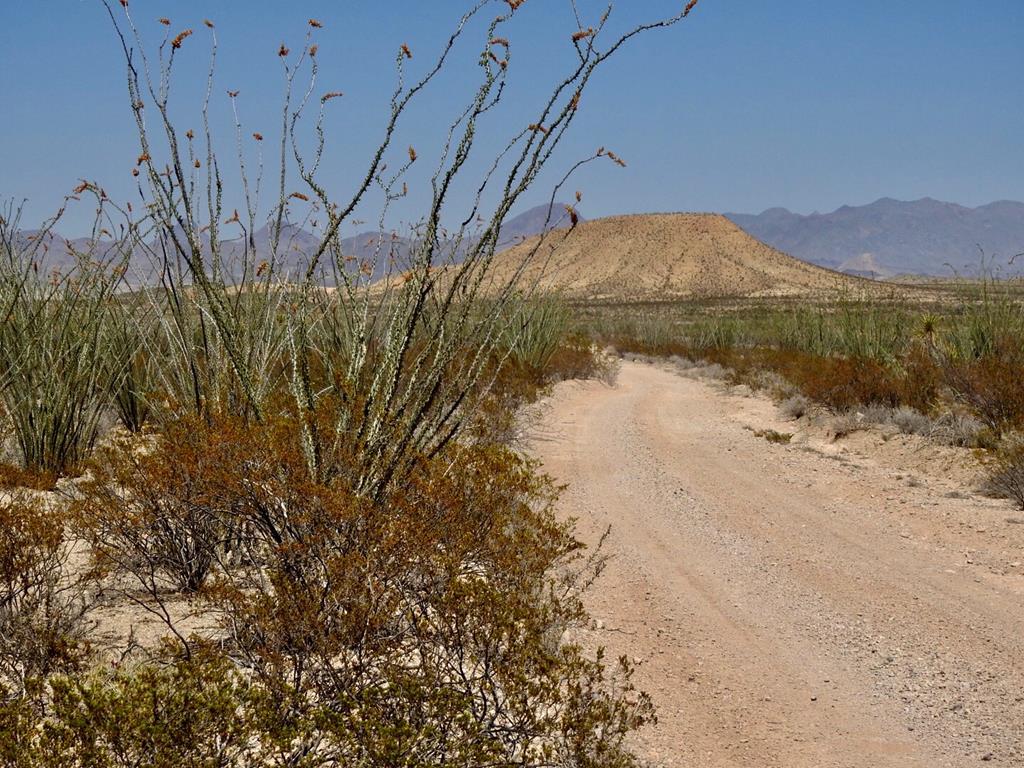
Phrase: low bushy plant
[
  {"left": 2, "top": 647, "right": 263, "bottom": 768},
  {"left": 66, "top": 412, "right": 653, "bottom": 764},
  {"left": 891, "top": 406, "right": 933, "bottom": 436},
  {"left": 984, "top": 436, "right": 1024, "bottom": 509},
  {"left": 74, "top": 417, "right": 257, "bottom": 595},
  {"left": 942, "top": 337, "right": 1024, "bottom": 436},
  {"left": 779, "top": 394, "right": 810, "bottom": 420},
  {"left": 0, "top": 492, "right": 93, "bottom": 695}
]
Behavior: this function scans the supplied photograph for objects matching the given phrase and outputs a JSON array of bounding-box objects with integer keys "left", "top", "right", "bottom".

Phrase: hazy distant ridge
[
  {"left": 726, "top": 198, "right": 1024, "bottom": 277},
  {"left": 17, "top": 202, "right": 582, "bottom": 282}
]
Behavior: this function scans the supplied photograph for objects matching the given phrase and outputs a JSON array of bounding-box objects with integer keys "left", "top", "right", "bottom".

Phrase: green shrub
[{"left": 3, "top": 648, "right": 262, "bottom": 768}]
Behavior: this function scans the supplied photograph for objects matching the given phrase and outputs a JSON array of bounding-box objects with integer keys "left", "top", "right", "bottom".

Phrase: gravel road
[{"left": 530, "top": 361, "right": 1024, "bottom": 767}]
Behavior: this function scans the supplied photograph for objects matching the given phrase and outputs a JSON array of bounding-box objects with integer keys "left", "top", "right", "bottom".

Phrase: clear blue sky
[{"left": 2, "top": 1, "right": 1022, "bottom": 234}]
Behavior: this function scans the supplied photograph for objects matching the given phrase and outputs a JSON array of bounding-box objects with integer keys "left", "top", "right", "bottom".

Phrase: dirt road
[{"left": 530, "top": 361, "right": 1024, "bottom": 767}]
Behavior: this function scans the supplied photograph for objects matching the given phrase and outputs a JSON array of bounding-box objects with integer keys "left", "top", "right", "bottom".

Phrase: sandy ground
[{"left": 529, "top": 360, "right": 1024, "bottom": 767}]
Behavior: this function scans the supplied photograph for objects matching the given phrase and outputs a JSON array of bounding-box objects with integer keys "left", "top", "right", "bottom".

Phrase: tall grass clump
[
  {"left": 0, "top": 202, "right": 126, "bottom": 479},
  {"left": 143, "top": 255, "right": 291, "bottom": 426},
  {"left": 102, "top": 292, "right": 159, "bottom": 432},
  {"left": 504, "top": 294, "right": 571, "bottom": 373}
]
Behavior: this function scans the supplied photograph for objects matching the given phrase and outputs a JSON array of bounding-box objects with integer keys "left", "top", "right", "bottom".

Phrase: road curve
[{"left": 529, "top": 361, "right": 1024, "bottom": 767}]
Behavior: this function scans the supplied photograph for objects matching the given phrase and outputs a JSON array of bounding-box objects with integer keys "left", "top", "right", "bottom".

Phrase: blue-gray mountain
[
  {"left": 15, "top": 202, "right": 582, "bottom": 284},
  {"left": 726, "top": 198, "right": 1024, "bottom": 278}
]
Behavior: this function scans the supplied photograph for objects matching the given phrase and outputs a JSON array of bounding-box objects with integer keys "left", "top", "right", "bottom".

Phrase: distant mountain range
[
  {"left": 726, "top": 198, "right": 1024, "bottom": 278},
  {"left": 16, "top": 202, "right": 583, "bottom": 283},
  {"left": 21, "top": 196, "right": 1024, "bottom": 283}
]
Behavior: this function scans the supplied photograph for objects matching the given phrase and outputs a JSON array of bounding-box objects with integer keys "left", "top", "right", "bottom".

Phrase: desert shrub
[
  {"left": 69, "top": 412, "right": 653, "bottom": 763},
  {"left": 667, "top": 354, "right": 696, "bottom": 369},
  {"left": 0, "top": 492, "right": 93, "bottom": 695},
  {"left": 103, "top": 297, "right": 158, "bottom": 433},
  {"left": 695, "top": 362, "right": 729, "bottom": 380},
  {"left": 930, "top": 411, "right": 989, "bottom": 448},
  {"left": 0, "top": 464, "right": 59, "bottom": 492},
  {"left": 894, "top": 343, "right": 942, "bottom": 413},
  {"left": 944, "top": 278, "right": 1024, "bottom": 362},
  {"left": 747, "top": 368, "right": 793, "bottom": 396},
  {"left": 605, "top": 315, "right": 688, "bottom": 357},
  {"left": 983, "top": 437, "right": 1024, "bottom": 509},
  {"left": 891, "top": 406, "right": 933, "bottom": 436},
  {"left": 100, "top": 0, "right": 702, "bottom": 505},
  {"left": 942, "top": 337, "right": 1024, "bottom": 436},
  {"left": 477, "top": 335, "right": 618, "bottom": 447},
  {"left": 779, "top": 394, "right": 810, "bottom": 420},
  {"left": 2, "top": 647, "right": 265, "bottom": 768},
  {"left": 3, "top": 638, "right": 647, "bottom": 768},
  {"left": 751, "top": 347, "right": 938, "bottom": 414},
  {"left": 504, "top": 296, "right": 571, "bottom": 373},
  {"left": 205, "top": 441, "right": 652, "bottom": 765},
  {"left": 829, "top": 412, "right": 868, "bottom": 440},
  {"left": 0, "top": 249, "right": 121, "bottom": 477},
  {"left": 546, "top": 335, "right": 619, "bottom": 385},
  {"left": 73, "top": 416, "right": 264, "bottom": 595},
  {"left": 145, "top": 277, "right": 291, "bottom": 427},
  {"left": 776, "top": 353, "right": 893, "bottom": 411},
  {"left": 690, "top": 315, "right": 746, "bottom": 355},
  {"left": 854, "top": 403, "right": 896, "bottom": 425}
]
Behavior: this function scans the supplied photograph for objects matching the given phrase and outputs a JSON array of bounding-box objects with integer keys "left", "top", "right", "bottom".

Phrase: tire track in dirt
[{"left": 530, "top": 361, "right": 1024, "bottom": 767}]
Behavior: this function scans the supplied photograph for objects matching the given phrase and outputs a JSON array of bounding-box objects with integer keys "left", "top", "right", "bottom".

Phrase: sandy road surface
[{"left": 529, "top": 361, "right": 1024, "bottom": 767}]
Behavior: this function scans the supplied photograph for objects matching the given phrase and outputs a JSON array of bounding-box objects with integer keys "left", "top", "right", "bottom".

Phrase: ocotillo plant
[{"left": 103, "top": 0, "right": 702, "bottom": 498}]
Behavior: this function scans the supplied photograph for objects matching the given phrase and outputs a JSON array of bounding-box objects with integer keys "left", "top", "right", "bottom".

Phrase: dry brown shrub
[
  {"left": 73, "top": 416, "right": 261, "bottom": 596},
  {"left": 471, "top": 338, "right": 617, "bottom": 447},
  {"left": 943, "top": 338, "right": 1024, "bottom": 436},
  {"left": 66, "top": 412, "right": 651, "bottom": 763},
  {"left": 984, "top": 436, "right": 1024, "bottom": 509},
  {"left": 0, "top": 492, "right": 93, "bottom": 695},
  {"left": 730, "top": 347, "right": 940, "bottom": 414},
  {"left": 0, "top": 464, "right": 59, "bottom": 492},
  {"left": 546, "top": 335, "right": 619, "bottom": 385},
  {"left": 205, "top": 439, "right": 651, "bottom": 763}
]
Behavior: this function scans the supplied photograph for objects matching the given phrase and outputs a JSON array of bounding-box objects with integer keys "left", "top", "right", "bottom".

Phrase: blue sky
[{"left": 1, "top": 1, "right": 1022, "bottom": 234}]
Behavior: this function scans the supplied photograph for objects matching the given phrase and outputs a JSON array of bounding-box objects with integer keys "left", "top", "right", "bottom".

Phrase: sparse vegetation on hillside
[{"left": 488, "top": 212, "right": 887, "bottom": 301}]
